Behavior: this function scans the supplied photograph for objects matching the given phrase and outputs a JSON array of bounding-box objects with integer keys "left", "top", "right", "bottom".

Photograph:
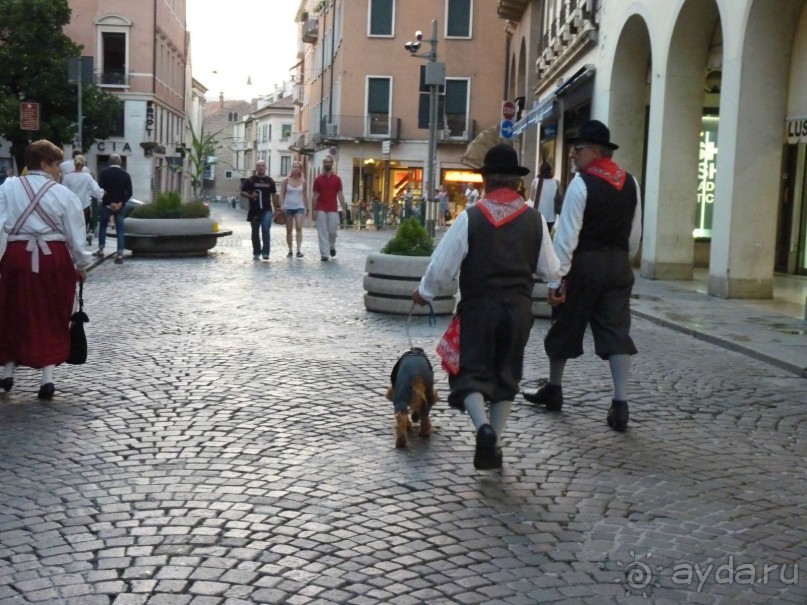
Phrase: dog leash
[{"left": 407, "top": 301, "right": 436, "bottom": 349}]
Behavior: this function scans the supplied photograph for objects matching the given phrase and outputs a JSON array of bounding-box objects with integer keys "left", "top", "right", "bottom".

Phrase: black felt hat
[
  {"left": 567, "top": 120, "right": 619, "bottom": 150},
  {"left": 477, "top": 144, "right": 530, "bottom": 176}
]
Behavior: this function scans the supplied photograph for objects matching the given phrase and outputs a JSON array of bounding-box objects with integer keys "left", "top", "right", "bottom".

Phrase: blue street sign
[{"left": 501, "top": 120, "right": 514, "bottom": 139}]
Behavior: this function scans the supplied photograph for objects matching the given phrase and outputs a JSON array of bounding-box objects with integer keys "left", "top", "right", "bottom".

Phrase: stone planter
[
  {"left": 123, "top": 217, "right": 232, "bottom": 256},
  {"left": 364, "top": 252, "right": 458, "bottom": 315}
]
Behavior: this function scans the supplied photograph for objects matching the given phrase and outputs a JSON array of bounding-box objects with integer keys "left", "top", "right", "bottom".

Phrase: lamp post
[{"left": 405, "top": 20, "right": 444, "bottom": 237}]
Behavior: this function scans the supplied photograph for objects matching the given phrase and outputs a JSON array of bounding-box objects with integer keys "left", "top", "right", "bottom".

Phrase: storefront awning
[{"left": 511, "top": 64, "right": 596, "bottom": 136}]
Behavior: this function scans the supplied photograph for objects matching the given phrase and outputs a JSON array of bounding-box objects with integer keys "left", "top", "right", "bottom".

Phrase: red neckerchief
[
  {"left": 476, "top": 188, "right": 529, "bottom": 227},
  {"left": 583, "top": 157, "right": 627, "bottom": 190}
]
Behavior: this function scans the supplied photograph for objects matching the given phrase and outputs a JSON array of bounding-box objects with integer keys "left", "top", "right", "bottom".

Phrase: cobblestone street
[{"left": 1, "top": 205, "right": 805, "bottom": 604}]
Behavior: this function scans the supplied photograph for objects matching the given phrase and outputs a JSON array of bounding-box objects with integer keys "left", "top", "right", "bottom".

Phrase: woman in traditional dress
[{"left": 0, "top": 140, "right": 89, "bottom": 400}]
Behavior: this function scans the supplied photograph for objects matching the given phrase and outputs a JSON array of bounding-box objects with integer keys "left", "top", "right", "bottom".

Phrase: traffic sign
[
  {"left": 502, "top": 100, "right": 517, "bottom": 121},
  {"left": 501, "top": 120, "right": 514, "bottom": 140},
  {"left": 20, "top": 102, "right": 40, "bottom": 131}
]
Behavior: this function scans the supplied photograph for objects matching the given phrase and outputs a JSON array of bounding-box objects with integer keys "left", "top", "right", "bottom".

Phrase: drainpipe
[{"left": 327, "top": 0, "right": 336, "bottom": 123}]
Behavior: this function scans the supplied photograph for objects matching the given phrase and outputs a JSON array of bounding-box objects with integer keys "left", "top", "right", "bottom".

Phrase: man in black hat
[
  {"left": 412, "top": 144, "right": 560, "bottom": 469},
  {"left": 523, "top": 119, "right": 643, "bottom": 432}
]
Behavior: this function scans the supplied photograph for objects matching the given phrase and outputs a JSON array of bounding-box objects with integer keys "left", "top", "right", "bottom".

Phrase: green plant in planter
[
  {"left": 129, "top": 191, "right": 210, "bottom": 219},
  {"left": 381, "top": 217, "right": 434, "bottom": 256}
]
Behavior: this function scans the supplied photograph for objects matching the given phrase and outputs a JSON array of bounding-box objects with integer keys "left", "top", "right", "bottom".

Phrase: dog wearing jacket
[{"left": 386, "top": 348, "right": 439, "bottom": 448}]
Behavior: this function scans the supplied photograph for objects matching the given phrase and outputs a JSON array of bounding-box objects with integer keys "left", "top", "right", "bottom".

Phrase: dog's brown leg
[
  {"left": 419, "top": 414, "right": 432, "bottom": 437},
  {"left": 395, "top": 412, "right": 410, "bottom": 448}
]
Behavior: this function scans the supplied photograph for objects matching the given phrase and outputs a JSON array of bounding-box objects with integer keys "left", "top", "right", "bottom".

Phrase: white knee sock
[
  {"left": 489, "top": 400, "right": 512, "bottom": 446},
  {"left": 463, "top": 392, "right": 488, "bottom": 430},
  {"left": 609, "top": 354, "right": 631, "bottom": 401},
  {"left": 41, "top": 365, "right": 54, "bottom": 385},
  {"left": 3, "top": 362, "right": 15, "bottom": 379}
]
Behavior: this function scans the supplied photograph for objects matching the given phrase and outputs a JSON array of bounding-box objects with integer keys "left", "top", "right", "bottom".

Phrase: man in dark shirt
[
  {"left": 95, "top": 154, "right": 132, "bottom": 264},
  {"left": 240, "top": 160, "right": 278, "bottom": 260}
]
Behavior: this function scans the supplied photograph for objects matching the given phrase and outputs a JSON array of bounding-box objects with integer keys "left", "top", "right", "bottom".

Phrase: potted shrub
[
  {"left": 124, "top": 191, "right": 232, "bottom": 256},
  {"left": 363, "top": 217, "right": 458, "bottom": 315}
]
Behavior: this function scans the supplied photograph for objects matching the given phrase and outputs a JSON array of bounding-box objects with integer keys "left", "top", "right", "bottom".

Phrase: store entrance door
[{"left": 776, "top": 143, "right": 807, "bottom": 275}]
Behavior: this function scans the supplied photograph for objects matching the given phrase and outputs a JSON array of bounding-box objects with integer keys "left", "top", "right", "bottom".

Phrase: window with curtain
[
  {"left": 445, "top": 79, "right": 469, "bottom": 136},
  {"left": 367, "top": 77, "right": 391, "bottom": 135},
  {"left": 369, "top": 0, "right": 394, "bottom": 36},
  {"left": 446, "top": 0, "right": 472, "bottom": 37}
]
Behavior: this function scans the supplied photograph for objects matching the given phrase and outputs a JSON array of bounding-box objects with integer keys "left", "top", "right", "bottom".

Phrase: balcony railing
[
  {"left": 536, "top": 0, "right": 597, "bottom": 78},
  {"left": 439, "top": 118, "right": 477, "bottom": 143},
  {"left": 97, "top": 69, "right": 129, "bottom": 86},
  {"left": 313, "top": 115, "right": 402, "bottom": 142}
]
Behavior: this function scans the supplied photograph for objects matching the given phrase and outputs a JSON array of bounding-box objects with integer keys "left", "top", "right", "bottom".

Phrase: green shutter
[
  {"left": 368, "top": 78, "right": 390, "bottom": 114},
  {"left": 445, "top": 80, "right": 467, "bottom": 115},
  {"left": 370, "top": 0, "right": 393, "bottom": 36},
  {"left": 447, "top": 0, "right": 471, "bottom": 37}
]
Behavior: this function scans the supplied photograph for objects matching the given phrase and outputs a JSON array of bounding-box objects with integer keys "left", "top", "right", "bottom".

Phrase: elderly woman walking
[{"left": 0, "top": 140, "right": 89, "bottom": 399}]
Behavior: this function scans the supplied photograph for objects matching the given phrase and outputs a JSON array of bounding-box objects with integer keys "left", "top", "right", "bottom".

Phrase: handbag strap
[
  {"left": 77, "top": 282, "right": 84, "bottom": 312},
  {"left": 534, "top": 177, "right": 544, "bottom": 203}
]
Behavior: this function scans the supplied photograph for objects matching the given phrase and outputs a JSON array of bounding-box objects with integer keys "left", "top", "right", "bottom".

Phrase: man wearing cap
[
  {"left": 523, "top": 120, "right": 643, "bottom": 432},
  {"left": 412, "top": 144, "right": 560, "bottom": 470}
]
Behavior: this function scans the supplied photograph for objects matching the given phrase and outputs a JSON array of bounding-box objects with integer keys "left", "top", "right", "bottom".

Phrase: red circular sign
[{"left": 502, "top": 101, "right": 517, "bottom": 120}]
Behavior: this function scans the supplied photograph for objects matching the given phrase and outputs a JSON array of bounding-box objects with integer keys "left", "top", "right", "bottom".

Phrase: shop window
[
  {"left": 369, "top": 0, "right": 394, "bottom": 37},
  {"left": 446, "top": 0, "right": 472, "bottom": 38}
]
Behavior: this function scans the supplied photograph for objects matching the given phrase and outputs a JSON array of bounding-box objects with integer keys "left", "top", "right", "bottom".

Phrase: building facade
[
  {"left": 292, "top": 0, "right": 508, "bottom": 221},
  {"left": 503, "top": 0, "right": 807, "bottom": 305},
  {"left": 61, "top": 0, "right": 190, "bottom": 202},
  {"left": 202, "top": 97, "right": 253, "bottom": 200}
]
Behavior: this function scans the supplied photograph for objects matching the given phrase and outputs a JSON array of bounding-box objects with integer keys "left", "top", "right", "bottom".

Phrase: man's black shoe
[
  {"left": 474, "top": 424, "right": 500, "bottom": 469},
  {"left": 0, "top": 377, "right": 13, "bottom": 392},
  {"left": 607, "top": 399, "right": 629, "bottom": 431},
  {"left": 37, "top": 383, "right": 55, "bottom": 400},
  {"left": 330, "top": 247, "right": 336, "bottom": 257},
  {"left": 523, "top": 379, "right": 563, "bottom": 411}
]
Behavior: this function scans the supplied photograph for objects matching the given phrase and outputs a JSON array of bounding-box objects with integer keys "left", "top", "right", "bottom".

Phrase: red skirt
[{"left": 0, "top": 241, "right": 77, "bottom": 368}]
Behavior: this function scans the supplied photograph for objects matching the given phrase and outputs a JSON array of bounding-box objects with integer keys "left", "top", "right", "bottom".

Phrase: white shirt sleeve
[
  {"left": 536, "top": 213, "right": 561, "bottom": 285},
  {"left": 417, "top": 211, "right": 469, "bottom": 302},
  {"left": 629, "top": 176, "right": 643, "bottom": 259},
  {"left": 550, "top": 174, "right": 587, "bottom": 286}
]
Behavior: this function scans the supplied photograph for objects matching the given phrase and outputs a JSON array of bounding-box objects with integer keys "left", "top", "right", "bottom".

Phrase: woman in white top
[
  {"left": 0, "top": 140, "right": 89, "bottom": 400},
  {"left": 61, "top": 155, "right": 104, "bottom": 244},
  {"left": 280, "top": 160, "right": 309, "bottom": 258},
  {"left": 530, "top": 161, "right": 561, "bottom": 231}
]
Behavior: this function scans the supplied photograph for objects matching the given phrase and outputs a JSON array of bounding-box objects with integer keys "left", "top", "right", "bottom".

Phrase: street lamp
[{"left": 405, "top": 20, "right": 444, "bottom": 237}]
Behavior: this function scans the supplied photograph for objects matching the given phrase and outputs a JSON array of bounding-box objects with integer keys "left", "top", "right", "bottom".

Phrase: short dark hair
[
  {"left": 25, "top": 140, "right": 62, "bottom": 171},
  {"left": 484, "top": 174, "right": 522, "bottom": 191},
  {"left": 539, "top": 162, "right": 553, "bottom": 179}
]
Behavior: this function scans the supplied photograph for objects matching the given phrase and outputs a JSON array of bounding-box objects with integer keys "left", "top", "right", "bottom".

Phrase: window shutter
[
  {"left": 370, "top": 0, "right": 393, "bottom": 36},
  {"left": 447, "top": 0, "right": 471, "bottom": 37}
]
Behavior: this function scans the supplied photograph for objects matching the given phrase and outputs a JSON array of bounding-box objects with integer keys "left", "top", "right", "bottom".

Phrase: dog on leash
[{"left": 386, "top": 347, "right": 439, "bottom": 448}]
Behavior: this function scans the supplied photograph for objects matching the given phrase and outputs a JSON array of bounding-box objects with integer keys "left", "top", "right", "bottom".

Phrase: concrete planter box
[
  {"left": 123, "top": 217, "right": 232, "bottom": 256},
  {"left": 363, "top": 252, "right": 458, "bottom": 315}
]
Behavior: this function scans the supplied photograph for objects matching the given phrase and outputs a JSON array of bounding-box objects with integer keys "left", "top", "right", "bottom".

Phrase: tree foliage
[{"left": 0, "top": 0, "right": 122, "bottom": 170}]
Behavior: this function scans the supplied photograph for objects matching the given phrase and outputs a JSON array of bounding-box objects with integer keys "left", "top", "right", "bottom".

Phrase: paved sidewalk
[{"left": 0, "top": 204, "right": 804, "bottom": 605}]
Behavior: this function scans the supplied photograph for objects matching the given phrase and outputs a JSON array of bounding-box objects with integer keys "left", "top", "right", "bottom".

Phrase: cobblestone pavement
[{"left": 1, "top": 204, "right": 805, "bottom": 605}]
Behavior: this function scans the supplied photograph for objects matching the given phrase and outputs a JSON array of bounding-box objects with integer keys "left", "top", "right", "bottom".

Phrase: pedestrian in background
[
  {"left": 464, "top": 182, "right": 480, "bottom": 209},
  {"left": 59, "top": 148, "right": 88, "bottom": 179},
  {"left": 62, "top": 155, "right": 104, "bottom": 245},
  {"left": 95, "top": 154, "right": 132, "bottom": 264},
  {"left": 412, "top": 144, "right": 560, "bottom": 470},
  {"left": 280, "top": 160, "right": 308, "bottom": 258},
  {"left": 530, "top": 161, "right": 561, "bottom": 231},
  {"left": 240, "top": 160, "right": 278, "bottom": 261},
  {"left": 436, "top": 184, "right": 449, "bottom": 230},
  {"left": 523, "top": 120, "right": 643, "bottom": 432},
  {"left": 0, "top": 139, "right": 89, "bottom": 400},
  {"left": 311, "top": 154, "right": 347, "bottom": 262}
]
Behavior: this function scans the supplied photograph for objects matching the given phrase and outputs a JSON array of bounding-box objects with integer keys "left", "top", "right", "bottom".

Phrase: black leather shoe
[
  {"left": 0, "top": 377, "right": 13, "bottom": 392},
  {"left": 607, "top": 399, "right": 629, "bottom": 431},
  {"left": 37, "top": 383, "right": 55, "bottom": 400},
  {"left": 474, "top": 424, "right": 500, "bottom": 469},
  {"left": 523, "top": 379, "right": 563, "bottom": 411}
]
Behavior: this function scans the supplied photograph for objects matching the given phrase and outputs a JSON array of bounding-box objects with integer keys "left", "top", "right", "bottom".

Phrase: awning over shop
[{"left": 512, "top": 64, "right": 595, "bottom": 136}]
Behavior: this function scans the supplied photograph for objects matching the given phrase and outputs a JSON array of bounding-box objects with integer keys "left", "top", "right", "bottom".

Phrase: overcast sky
[{"left": 186, "top": 0, "right": 300, "bottom": 101}]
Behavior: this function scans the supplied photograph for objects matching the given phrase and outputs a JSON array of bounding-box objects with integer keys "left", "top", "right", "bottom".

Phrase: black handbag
[{"left": 66, "top": 282, "right": 89, "bottom": 365}]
